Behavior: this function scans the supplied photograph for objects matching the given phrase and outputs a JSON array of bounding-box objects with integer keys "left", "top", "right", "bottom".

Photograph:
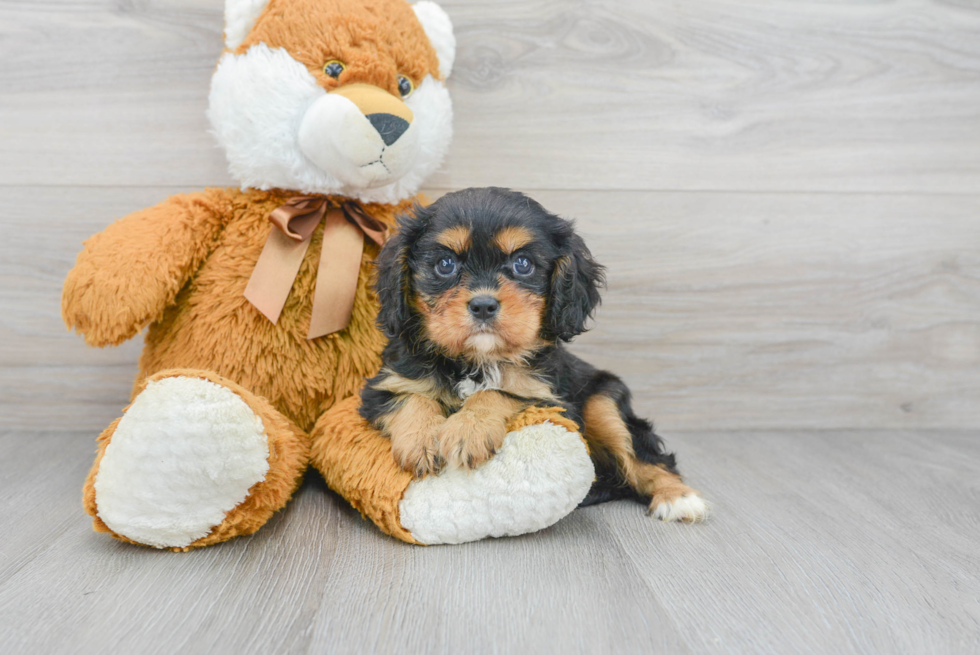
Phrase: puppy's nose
[
  {"left": 366, "top": 113, "right": 410, "bottom": 146},
  {"left": 468, "top": 295, "right": 500, "bottom": 321}
]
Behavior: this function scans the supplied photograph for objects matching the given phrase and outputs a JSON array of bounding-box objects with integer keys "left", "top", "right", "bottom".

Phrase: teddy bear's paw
[
  {"left": 92, "top": 376, "right": 272, "bottom": 549},
  {"left": 398, "top": 421, "right": 595, "bottom": 545}
]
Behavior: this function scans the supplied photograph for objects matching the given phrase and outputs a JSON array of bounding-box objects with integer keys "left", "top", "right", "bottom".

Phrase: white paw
[
  {"left": 399, "top": 421, "right": 595, "bottom": 545},
  {"left": 651, "top": 493, "right": 709, "bottom": 523},
  {"left": 94, "top": 376, "right": 270, "bottom": 548}
]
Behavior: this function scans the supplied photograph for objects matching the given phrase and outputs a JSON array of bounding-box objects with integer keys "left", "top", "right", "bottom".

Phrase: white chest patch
[{"left": 455, "top": 364, "right": 502, "bottom": 399}]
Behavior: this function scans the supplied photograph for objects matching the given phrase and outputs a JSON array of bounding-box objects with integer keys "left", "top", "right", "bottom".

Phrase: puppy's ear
[
  {"left": 548, "top": 223, "right": 605, "bottom": 342},
  {"left": 375, "top": 205, "right": 430, "bottom": 339}
]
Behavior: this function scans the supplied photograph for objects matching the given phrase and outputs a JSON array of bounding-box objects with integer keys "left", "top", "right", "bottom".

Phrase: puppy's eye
[
  {"left": 512, "top": 256, "right": 534, "bottom": 276},
  {"left": 435, "top": 256, "right": 457, "bottom": 277},
  {"left": 397, "top": 75, "right": 415, "bottom": 98},
  {"left": 323, "top": 60, "right": 345, "bottom": 79}
]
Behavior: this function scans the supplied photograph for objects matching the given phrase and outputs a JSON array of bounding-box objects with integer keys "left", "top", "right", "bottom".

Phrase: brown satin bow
[{"left": 244, "top": 196, "right": 389, "bottom": 339}]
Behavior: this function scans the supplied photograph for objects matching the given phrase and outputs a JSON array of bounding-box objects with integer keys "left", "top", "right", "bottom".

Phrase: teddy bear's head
[{"left": 209, "top": 0, "right": 455, "bottom": 204}]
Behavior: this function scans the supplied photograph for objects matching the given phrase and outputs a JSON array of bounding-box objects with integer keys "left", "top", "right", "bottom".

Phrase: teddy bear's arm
[{"left": 62, "top": 189, "right": 236, "bottom": 347}]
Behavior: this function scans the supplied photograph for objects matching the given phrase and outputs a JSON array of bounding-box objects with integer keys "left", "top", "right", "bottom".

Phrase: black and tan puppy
[{"left": 361, "top": 187, "right": 707, "bottom": 521}]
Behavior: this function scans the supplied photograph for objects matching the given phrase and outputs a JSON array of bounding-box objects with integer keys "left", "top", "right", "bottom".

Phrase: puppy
[{"left": 360, "top": 187, "right": 707, "bottom": 521}]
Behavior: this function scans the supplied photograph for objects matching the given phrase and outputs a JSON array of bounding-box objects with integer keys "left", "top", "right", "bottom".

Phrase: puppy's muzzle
[{"left": 468, "top": 295, "right": 499, "bottom": 322}]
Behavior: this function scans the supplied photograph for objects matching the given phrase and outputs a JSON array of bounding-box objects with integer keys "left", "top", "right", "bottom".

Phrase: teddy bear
[{"left": 61, "top": 0, "right": 595, "bottom": 550}]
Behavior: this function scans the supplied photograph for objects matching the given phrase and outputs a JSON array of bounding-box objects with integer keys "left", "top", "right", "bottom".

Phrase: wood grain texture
[
  {"left": 1, "top": 430, "right": 978, "bottom": 654},
  {"left": 548, "top": 190, "right": 980, "bottom": 431},
  {"left": 2, "top": 1, "right": 980, "bottom": 652},
  {"left": 1, "top": 1, "right": 979, "bottom": 191},
  {"left": 4, "top": 186, "right": 977, "bottom": 432}
]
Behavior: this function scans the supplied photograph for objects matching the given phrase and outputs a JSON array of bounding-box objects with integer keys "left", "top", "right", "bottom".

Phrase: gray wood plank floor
[
  {"left": 1, "top": 429, "right": 978, "bottom": 654},
  {"left": 1, "top": 0, "right": 979, "bottom": 653}
]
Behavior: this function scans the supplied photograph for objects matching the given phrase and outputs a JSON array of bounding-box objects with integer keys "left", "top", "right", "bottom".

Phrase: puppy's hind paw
[{"left": 649, "top": 493, "right": 709, "bottom": 523}]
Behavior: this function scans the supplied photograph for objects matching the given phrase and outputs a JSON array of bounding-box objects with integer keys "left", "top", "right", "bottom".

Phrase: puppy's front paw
[
  {"left": 391, "top": 424, "right": 445, "bottom": 479},
  {"left": 649, "top": 492, "right": 709, "bottom": 523},
  {"left": 437, "top": 411, "right": 507, "bottom": 470}
]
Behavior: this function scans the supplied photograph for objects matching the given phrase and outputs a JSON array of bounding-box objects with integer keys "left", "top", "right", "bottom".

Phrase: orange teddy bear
[{"left": 63, "top": 0, "right": 594, "bottom": 550}]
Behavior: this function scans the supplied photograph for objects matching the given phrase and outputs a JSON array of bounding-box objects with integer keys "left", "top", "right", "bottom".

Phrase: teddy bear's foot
[
  {"left": 400, "top": 414, "right": 595, "bottom": 544},
  {"left": 311, "top": 399, "right": 595, "bottom": 545},
  {"left": 83, "top": 369, "right": 308, "bottom": 550}
]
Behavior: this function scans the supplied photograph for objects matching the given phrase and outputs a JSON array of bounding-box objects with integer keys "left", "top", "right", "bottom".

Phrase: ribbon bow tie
[{"left": 244, "top": 196, "right": 389, "bottom": 339}]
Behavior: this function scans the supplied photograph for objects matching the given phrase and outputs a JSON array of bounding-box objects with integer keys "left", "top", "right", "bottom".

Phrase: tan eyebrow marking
[
  {"left": 494, "top": 226, "right": 534, "bottom": 254},
  {"left": 435, "top": 225, "right": 471, "bottom": 253}
]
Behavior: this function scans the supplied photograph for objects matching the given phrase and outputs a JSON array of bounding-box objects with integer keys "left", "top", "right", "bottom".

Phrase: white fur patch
[
  {"left": 652, "top": 493, "right": 709, "bottom": 523},
  {"left": 399, "top": 422, "right": 595, "bottom": 544},
  {"left": 93, "top": 377, "right": 270, "bottom": 549},
  {"left": 208, "top": 44, "right": 453, "bottom": 204},
  {"left": 464, "top": 332, "right": 502, "bottom": 357},
  {"left": 298, "top": 93, "right": 421, "bottom": 188},
  {"left": 413, "top": 1, "right": 456, "bottom": 79},
  {"left": 455, "top": 363, "right": 501, "bottom": 399},
  {"left": 224, "top": 0, "right": 270, "bottom": 50}
]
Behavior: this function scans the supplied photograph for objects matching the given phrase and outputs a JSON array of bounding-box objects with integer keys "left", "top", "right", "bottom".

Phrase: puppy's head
[{"left": 376, "top": 188, "right": 605, "bottom": 362}]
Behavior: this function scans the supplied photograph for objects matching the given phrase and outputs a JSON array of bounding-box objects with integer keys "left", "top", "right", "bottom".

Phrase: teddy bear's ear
[
  {"left": 223, "top": 0, "right": 272, "bottom": 50},
  {"left": 413, "top": 1, "right": 456, "bottom": 79}
]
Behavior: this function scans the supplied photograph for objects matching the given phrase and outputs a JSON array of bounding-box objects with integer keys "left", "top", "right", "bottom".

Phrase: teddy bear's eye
[
  {"left": 397, "top": 75, "right": 415, "bottom": 99},
  {"left": 323, "top": 60, "right": 345, "bottom": 79}
]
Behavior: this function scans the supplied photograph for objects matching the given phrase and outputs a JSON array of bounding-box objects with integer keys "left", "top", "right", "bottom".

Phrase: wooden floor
[
  {"left": 2, "top": 0, "right": 980, "bottom": 653},
  {"left": 2, "top": 429, "right": 979, "bottom": 654}
]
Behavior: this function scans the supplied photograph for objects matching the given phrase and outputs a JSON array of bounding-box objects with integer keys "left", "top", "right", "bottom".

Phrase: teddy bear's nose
[{"left": 366, "top": 113, "right": 410, "bottom": 146}]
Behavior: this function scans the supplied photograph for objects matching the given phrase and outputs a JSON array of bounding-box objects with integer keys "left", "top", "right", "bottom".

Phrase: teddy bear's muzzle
[{"left": 298, "top": 83, "right": 420, "bottom": 189}]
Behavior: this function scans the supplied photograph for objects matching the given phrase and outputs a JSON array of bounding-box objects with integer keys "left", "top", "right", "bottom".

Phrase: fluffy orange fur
[
  {"left": 66, "top": 189, "right": 410, "bottom": 548},
  {"left": 64, "top": 188, "right": 410, "bottom": 433},
  {"left": 310, "top": 396, "right": 420, "bottom": 544},
  {"left": 238, "top": 0, "right": 442, "bottom": 95}
]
